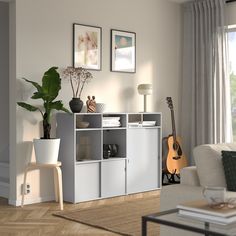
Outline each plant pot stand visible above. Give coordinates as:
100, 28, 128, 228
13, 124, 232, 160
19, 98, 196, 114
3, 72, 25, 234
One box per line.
21, 161, 63, 210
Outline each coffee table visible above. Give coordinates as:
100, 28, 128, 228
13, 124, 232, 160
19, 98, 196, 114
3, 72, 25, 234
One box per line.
142, 209, 236, 236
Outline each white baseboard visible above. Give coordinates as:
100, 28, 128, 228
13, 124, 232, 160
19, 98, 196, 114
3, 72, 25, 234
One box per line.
8, 195, 55, 206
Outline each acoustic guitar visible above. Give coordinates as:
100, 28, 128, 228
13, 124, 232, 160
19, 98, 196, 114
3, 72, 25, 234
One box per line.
166, 97, 187, 174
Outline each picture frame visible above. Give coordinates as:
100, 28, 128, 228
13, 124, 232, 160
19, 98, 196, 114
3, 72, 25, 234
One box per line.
111, 29, 136, 73
73, 23, 102, 70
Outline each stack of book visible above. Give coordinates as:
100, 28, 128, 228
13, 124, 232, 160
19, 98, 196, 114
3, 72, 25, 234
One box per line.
103, 117, 121, 127
128, 121, 156, 127
177, 200, 236, 225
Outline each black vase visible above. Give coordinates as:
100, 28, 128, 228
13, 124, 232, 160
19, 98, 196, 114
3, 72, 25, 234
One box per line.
69, 98, 83, 113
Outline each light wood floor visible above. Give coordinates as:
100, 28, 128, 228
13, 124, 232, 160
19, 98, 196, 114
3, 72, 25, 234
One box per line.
0, 190, 160, 236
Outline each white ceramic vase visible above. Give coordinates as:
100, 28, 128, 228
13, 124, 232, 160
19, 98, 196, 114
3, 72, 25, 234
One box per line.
96, 103, 106, 113
33, 138, 60, 164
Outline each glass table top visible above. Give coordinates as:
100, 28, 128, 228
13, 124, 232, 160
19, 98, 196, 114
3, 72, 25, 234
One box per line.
143, 209, 236, 236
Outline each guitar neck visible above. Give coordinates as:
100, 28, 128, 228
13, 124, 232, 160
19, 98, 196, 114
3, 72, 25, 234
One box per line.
171, 109, 177, 143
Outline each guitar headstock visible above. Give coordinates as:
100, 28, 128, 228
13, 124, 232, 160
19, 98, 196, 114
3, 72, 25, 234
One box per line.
166, 97, 173, 110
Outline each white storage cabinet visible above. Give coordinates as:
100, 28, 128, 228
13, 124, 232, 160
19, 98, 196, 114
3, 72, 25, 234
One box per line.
57, 113, 162, 203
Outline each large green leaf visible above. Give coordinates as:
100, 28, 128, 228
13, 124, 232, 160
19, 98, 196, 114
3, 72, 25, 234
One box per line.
22, 78, 45, 100
17, 102, 39, 112
50, 100, 71, 113
22, 78, 42, 93
31, 91, 46, 99
42, 67, 61, 102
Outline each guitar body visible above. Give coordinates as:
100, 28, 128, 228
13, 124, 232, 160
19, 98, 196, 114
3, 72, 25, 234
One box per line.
166, 135, 188, 174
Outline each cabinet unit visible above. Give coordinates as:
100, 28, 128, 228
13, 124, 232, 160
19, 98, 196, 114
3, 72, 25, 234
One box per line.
57, 112, 162, 203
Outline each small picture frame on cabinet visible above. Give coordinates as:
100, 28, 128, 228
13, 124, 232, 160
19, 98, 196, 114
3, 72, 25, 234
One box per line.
73, 23, 102, 71
111, 29, 136, 73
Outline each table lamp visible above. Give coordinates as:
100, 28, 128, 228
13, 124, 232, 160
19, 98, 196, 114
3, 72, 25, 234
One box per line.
137, 84, 152, 112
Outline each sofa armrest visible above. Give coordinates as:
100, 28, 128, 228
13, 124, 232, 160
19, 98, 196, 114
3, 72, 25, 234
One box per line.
160, 185, 204, 236
160, 184, 204, 211
180, 166, 200, 187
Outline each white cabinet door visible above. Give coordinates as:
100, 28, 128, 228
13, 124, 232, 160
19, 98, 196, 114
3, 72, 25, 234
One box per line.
101, 159, 126, 198
75, 163, 100, 202
127, 128, 158, 194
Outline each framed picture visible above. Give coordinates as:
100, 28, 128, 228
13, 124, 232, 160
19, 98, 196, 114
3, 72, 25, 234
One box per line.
73, 23, 102, 70
111, 29, 136, 73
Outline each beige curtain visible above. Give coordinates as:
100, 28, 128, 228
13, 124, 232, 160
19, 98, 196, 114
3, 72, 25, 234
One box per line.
180, 0, 232, 164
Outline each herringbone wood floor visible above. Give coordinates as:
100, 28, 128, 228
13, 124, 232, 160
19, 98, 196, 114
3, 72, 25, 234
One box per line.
0, 190, 160, 236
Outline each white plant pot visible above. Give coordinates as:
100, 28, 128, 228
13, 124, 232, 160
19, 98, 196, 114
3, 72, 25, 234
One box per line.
33, 138, 60, 164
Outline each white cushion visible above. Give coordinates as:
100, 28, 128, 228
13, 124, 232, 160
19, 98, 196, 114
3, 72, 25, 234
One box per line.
193, 143, 236, 188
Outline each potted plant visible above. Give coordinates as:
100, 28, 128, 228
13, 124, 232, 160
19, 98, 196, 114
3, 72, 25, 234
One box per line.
62, 67, 93, 113
17, 67, 70, 164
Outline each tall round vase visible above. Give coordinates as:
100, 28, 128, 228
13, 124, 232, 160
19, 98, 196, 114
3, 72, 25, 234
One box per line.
69, 98, 83, 113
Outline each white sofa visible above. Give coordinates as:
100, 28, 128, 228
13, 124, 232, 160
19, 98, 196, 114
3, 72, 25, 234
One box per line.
160, 143, 236, 236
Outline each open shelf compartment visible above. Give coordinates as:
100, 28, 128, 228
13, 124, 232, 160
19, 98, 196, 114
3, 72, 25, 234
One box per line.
103, 129, 126, 159
75, 113, 102, 129
76, 130, 102, 162
102, 113, 127, 128
128, 113, 161, 127
143, 113, 161, 126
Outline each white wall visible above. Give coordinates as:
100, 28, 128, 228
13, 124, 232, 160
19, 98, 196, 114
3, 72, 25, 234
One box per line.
10, 0, 182, 205
0, 2, 9, 163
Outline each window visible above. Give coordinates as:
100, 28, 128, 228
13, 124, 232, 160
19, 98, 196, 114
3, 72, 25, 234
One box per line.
229, 29, 236, 140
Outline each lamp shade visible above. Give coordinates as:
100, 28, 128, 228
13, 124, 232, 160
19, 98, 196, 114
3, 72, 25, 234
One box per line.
137, 84, 152, 95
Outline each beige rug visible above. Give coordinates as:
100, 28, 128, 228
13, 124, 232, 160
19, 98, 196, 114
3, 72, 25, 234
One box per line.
54, 196, 160, 236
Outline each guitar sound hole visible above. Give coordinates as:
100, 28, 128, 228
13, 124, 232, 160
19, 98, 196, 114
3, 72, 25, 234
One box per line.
173, 142, 183, 156
177, 146, 183, 156
173, 142, 179, 150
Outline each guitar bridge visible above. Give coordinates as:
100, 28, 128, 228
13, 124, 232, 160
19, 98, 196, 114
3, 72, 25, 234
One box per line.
173, 156, 180, 160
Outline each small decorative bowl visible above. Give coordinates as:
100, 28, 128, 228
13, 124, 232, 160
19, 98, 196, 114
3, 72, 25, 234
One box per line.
77, 121, 89, 128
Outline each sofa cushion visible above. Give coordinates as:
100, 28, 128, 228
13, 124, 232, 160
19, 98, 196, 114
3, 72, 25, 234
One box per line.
193, 143, 236, 188
222, 151, 236, 191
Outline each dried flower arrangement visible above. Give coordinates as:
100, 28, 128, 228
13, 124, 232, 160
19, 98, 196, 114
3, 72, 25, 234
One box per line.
62, 67, 93, 98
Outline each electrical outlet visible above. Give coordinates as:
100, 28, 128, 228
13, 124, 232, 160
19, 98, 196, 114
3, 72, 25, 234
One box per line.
22, 183, 31, 194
